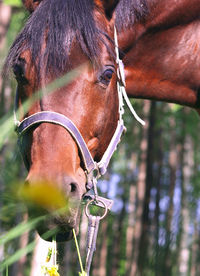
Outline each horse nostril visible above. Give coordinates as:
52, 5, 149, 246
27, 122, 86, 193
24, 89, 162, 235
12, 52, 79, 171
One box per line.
64, 176, 81, 198
70, 183, 77, 193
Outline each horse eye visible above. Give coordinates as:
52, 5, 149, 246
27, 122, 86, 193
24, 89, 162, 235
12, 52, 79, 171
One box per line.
99, 69, 114, 86
13, 62, 28, 84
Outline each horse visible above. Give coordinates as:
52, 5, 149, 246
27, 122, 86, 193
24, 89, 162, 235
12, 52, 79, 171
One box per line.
5, 0, 124, 242
5, 0, 200, 244
113, 0, 200, 109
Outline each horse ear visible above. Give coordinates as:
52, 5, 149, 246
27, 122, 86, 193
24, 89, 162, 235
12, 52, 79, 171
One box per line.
22, 0, 42, 13
101, 0, 119, 20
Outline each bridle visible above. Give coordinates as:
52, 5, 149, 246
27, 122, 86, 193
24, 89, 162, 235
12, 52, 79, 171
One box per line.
14, 27, 144, 193
14, 27, 144, 194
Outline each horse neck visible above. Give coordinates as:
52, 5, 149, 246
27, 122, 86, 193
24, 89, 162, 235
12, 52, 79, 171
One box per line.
117, 0, 200, 108
146, 0, 200, 30
118, 0, 200, 50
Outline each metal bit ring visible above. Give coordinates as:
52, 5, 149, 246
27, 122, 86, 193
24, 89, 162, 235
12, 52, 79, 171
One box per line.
85, 199, 108, 220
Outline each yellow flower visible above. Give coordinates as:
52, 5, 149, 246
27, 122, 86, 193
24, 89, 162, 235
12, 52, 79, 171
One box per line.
46, 265, 60, 276
79, 271, 87, 276
19, 181, 69, 211
79, 272, 87, 276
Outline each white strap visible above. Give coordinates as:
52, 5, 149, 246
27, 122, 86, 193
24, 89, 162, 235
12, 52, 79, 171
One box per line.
114, 26, 145, 126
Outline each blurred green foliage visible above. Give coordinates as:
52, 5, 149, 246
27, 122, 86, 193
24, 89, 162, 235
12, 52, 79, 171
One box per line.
3, 0, 22, 7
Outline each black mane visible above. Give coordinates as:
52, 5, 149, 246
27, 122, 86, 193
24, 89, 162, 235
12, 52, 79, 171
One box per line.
5, 0, 110, 79
115, 0, 149, 31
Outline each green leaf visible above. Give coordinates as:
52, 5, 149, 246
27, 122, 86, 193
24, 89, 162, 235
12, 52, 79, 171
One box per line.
3, 0, 22, 7
0, 228, 58, 272
169, 103, 183, 112
0, 216, 44, 246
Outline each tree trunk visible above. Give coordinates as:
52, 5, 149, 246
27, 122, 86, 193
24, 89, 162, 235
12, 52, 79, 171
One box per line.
129, 100, 151, 276
0, 2, 12, 98
0, 2, 12, 49
97, 220, 108, 276
112, 194, 127, 276
126, 181, 137, 273
153, 122, 164, 276
190, 125, 200, 276
0, 4, 12, 264
137, 101, 156, 275
16, 213, 29, 276
190, 221, 198, 276
162, 116, 179, 275
178, 131, 193, 275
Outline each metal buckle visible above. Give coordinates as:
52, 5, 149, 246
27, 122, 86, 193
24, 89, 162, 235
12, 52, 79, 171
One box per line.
85, 199, 108, 220
84, 194, 113, 211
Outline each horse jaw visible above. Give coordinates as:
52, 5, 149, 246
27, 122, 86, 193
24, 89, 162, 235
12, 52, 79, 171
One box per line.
23, 124, 87, 241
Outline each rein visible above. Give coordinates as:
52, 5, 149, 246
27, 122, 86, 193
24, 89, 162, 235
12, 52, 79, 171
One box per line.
13, 27, 144, 275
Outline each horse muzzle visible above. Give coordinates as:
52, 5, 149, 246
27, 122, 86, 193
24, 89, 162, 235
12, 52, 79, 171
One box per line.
22, 174, 85, 241
36, 206, 81, 242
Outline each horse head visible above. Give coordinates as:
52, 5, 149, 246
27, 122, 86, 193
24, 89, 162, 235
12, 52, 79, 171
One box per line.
6, 0, 121, 241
